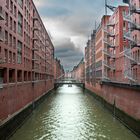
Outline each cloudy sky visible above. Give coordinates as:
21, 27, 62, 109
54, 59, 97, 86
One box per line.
34, 0, 125, 71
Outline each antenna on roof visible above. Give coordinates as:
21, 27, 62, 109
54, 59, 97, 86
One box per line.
105, 0, 116, 14
105, 0, 107, 15
106, 5, 116, 12
95, 21, 97, 30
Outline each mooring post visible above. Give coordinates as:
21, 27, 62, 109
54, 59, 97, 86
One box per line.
54, 83, 57, 90
83, 83, 85, 91
113, 99, 116, 117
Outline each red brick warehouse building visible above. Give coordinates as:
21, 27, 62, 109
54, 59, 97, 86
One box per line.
123, 0, 140, 84
84, 2, 140, 136
71, 58, 85, 82
0, 0, 55, 126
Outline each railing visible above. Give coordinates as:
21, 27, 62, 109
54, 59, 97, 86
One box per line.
104, 38, 115, 48
107, 20, 115, 27
33, 25, 40, 31
104, 28, 115, 37
123, 31, 136, 43
124, 48, 140, 65
55, 79, 84, 84
32, 65, 39, 71
33, 15, 39, 21
102, 48, 115, 58
123, 14, 140, 30
103, 61, 115, 70
124, 70, 136, 82
0, 57, 6, 64
102, 74, 110, 81
123, 30, 140, 47
130, 4, 140, 14
130, 22, 140, 31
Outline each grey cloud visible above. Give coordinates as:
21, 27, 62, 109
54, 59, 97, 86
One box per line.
39, 6, 72, 17
54, 38, 83, 70
35, 0, 125, 70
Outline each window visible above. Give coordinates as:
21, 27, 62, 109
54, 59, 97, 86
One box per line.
6, 0, 9, 9
135, 34, 137, 41
123, 21, 126, 30
29, 25, 30, 33
14, 5, 16, 17
4, 49, 8, 63
9, 51, 12, 63
24, 19, 26, 29
24, 7, 26, 17
9, 34, 12, 46
17, 40, 22, 64
29, 2, 30, 10
10, 0, 13, 13
28, 12, 30, 21
136, 51, 138, 61
138, 50, 140, 61
27, 0, 29, 9
14, 21, 16, 33
18, 12, 22, 25
27, 11, 28, 20
10, 17, 12, 30
0, 6, 3, 18
13, 36, 16, 48
18, 12, 23, 36
17, 53, 22, 64
5, 12, 8, 26
5, 30, 8, 44
122, 9, 126, 16
134, 18, 136, 24
26, 22, 28, 31
13, 53, 16, 63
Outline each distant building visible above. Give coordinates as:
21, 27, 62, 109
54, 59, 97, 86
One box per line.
65, 70, 71, 78
85, 30, 96, 86
71, 58, 85, 82
95, 15, 110, 81
54, 58, 65, 80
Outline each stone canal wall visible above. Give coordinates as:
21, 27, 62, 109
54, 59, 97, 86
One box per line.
85, 82, 140, 137
0, 80, 54, 139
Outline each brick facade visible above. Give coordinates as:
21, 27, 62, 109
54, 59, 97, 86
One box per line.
0, 0, 54, 122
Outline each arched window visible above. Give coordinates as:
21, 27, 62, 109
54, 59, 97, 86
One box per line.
138, 50, 140, 62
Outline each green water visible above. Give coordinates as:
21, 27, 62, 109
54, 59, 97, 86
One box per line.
10, 85, 139, 140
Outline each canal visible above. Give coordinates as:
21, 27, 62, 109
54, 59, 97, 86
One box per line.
10, 85, 139, 140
